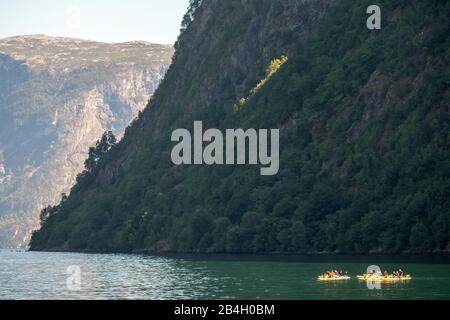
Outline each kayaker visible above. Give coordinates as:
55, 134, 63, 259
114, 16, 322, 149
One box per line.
398, 269, 404, 277
384, 271, 389, 277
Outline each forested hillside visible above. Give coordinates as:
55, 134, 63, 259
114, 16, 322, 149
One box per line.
30, 0, 450, 254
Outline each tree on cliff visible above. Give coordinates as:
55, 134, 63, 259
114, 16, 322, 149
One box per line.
84, 131, 117, 173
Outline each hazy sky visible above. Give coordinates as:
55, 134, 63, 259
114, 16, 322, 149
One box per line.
0, 0, 190, 44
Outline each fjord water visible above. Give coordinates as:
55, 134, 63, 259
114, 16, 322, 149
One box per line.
1, 250, 449, 300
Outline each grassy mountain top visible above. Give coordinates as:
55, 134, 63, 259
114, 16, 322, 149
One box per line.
0, 35, 173, 72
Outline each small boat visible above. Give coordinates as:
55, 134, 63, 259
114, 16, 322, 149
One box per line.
357, 274, 412, 281
318, 275, 351, 281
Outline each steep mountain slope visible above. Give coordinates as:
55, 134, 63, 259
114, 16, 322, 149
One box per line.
31, 0, 449, 254
0, 35, 173, 248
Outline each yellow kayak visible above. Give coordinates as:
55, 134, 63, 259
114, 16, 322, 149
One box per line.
318, 276, 351, 281
357, 275, 412, 281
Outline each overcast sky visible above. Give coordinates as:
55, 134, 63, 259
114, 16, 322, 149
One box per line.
0, 0, 189, 44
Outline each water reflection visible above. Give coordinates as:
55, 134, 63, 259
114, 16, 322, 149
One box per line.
0, 251, 224, 299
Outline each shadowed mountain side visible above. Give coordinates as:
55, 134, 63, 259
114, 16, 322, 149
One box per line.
31, 0, 449, 254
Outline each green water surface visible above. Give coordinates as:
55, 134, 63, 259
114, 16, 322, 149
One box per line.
0, 250, 449, 299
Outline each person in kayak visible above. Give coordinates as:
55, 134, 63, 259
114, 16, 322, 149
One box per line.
322, 270, 347, 278
323, 271, 334, 278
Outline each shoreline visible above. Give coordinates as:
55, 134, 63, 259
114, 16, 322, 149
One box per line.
25, 247, 450, 258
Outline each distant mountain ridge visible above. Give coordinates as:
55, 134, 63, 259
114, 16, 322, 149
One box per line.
0, 35, 174, 248
0, 35, 171, 72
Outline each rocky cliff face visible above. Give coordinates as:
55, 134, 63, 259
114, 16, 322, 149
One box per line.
0, 35, 173, 248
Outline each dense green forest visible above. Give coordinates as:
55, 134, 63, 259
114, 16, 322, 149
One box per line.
30, 0, 450, 254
